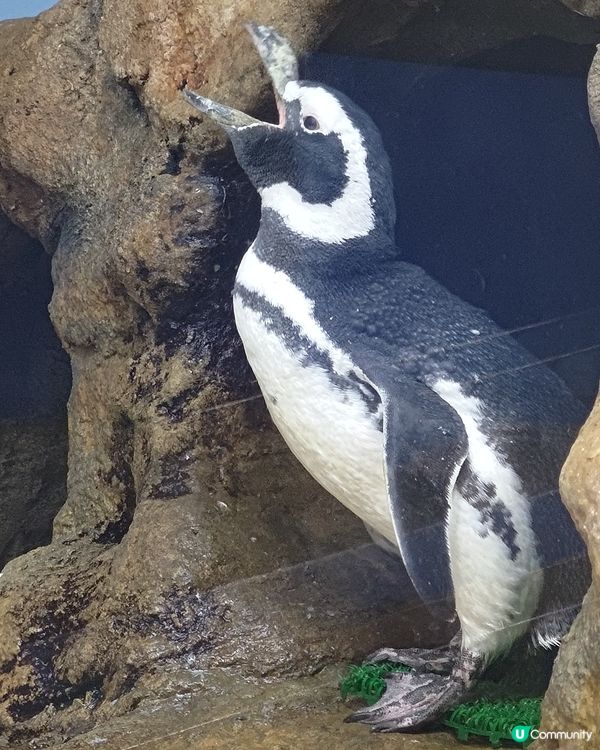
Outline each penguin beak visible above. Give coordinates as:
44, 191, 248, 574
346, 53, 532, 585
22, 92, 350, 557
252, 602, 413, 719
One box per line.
182, 23, 298, 131
246, 23, 299, 101
182, 89, 262, 130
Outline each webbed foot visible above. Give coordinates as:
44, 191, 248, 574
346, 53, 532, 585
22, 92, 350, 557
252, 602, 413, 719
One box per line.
346, 648, 483, 731
365, 644, 456, 675
364, 632, 461, 675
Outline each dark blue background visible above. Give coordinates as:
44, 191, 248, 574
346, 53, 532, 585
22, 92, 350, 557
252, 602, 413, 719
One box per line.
304, 53, 600, 407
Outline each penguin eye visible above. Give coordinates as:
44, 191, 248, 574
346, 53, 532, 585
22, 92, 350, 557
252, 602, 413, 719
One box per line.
303, 115, 320, 131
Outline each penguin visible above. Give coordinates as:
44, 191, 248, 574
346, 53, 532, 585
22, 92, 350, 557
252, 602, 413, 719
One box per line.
183, 24, 590, 731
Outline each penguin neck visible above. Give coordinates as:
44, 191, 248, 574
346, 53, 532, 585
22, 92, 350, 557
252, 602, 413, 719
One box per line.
251, 205, 397, 282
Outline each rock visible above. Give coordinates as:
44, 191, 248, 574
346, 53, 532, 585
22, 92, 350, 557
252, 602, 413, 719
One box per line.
561, 0, 600, 18
589, 41, 600, 138
540, 398, 600, 745
51, 666, 474, 750
325, 0, 600, 68
0, 539, 452, 743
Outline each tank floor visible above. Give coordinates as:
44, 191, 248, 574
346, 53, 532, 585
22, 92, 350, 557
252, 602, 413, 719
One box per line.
36, 666, 477, 750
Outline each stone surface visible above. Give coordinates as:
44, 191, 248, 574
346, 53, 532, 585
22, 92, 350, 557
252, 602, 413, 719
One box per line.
13, 667, 473, 750
540, 389, 600, 749
0, 0, 599, 746
325, 0, 600, 70
0, 541, 454, 744
589, 42, 600, 140
561, 0, 600, 17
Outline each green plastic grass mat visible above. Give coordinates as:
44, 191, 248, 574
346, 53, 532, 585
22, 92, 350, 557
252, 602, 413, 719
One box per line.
340, 662, 541, 747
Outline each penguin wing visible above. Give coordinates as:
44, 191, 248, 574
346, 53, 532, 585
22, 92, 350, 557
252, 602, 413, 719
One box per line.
362, 368, 469, 611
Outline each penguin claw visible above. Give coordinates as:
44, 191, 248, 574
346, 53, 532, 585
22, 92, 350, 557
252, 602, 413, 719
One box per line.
345, 671, 466, 731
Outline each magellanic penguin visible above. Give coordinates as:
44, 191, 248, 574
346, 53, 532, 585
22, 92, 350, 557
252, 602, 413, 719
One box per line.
184, 25, 590, 731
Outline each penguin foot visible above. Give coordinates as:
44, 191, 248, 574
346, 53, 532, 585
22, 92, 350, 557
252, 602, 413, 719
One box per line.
364, 644, 457, 674
346, 649, 483, 731
364, 632, 461, 674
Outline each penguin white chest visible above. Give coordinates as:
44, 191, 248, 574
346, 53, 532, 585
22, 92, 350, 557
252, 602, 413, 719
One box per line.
233, 252, 395, 544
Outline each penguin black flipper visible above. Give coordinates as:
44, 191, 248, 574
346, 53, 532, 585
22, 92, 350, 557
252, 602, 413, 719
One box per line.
362, 369, 468, 614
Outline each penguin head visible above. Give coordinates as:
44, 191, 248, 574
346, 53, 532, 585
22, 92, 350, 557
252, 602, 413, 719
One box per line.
184, 24, 395, 245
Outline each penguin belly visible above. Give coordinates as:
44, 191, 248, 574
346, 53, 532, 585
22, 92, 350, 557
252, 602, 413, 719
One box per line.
233, 294, 396, 545
233, 261, 544, 658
